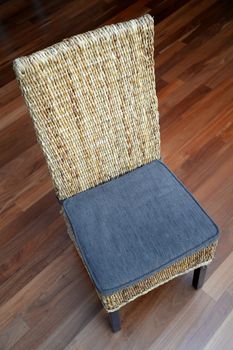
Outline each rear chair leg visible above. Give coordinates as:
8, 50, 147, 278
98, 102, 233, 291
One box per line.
192, 265, 207, 289
109, 310, 121, 332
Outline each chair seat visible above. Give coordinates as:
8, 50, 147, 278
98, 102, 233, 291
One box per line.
63, 160, 218, 296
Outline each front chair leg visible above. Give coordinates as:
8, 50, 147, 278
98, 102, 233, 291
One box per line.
109, 310, 121, 332
192, 265, 207, 289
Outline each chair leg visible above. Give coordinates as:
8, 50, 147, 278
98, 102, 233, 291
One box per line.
109, 310, 121, 332
192, 265, 207, 289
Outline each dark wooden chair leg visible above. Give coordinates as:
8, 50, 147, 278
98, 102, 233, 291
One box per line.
192, 265, 207, 289
109, 310, 121, 332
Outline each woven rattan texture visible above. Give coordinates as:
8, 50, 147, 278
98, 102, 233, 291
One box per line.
101, 241, 218, 311
62, 207, 217, 311
14, 15, 160, 200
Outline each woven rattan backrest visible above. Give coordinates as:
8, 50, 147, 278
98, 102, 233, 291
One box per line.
14, 15, 160, 200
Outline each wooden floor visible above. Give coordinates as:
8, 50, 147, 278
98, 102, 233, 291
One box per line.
0, 0, 233, 349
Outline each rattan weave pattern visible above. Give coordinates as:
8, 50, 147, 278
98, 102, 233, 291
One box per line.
101, 241, 217, 311
14, 15, 160, 200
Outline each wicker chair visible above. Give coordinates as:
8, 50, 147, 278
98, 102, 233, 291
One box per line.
14, 15, 219, 332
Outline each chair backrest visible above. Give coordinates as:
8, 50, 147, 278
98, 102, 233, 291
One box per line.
14, 14, 160, 200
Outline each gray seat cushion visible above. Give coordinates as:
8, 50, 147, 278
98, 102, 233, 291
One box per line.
63, 160, 219, 295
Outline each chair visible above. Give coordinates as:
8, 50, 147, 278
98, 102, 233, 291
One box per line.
14, 15, 219, 332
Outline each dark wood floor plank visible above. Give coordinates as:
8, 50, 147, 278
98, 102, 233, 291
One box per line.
0, 191, 56, 247
0, 114, 36, 167
161, 77, 233, 159
154, 0, 218, 52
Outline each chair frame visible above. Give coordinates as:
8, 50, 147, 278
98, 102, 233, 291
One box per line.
14, 15, 218, 332
109, 265, 207, 332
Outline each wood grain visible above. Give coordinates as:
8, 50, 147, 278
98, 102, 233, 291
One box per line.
0, 0, 233, 349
